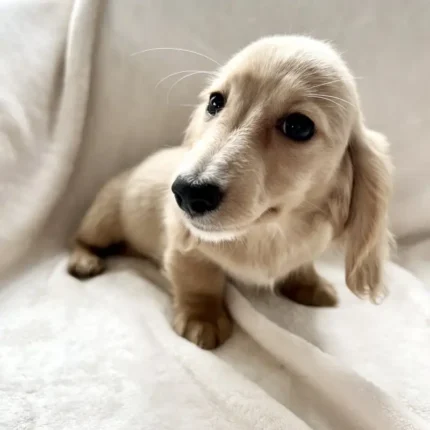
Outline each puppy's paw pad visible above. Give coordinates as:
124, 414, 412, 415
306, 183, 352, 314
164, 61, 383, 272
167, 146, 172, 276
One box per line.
67, 253, 105, 279
173, 309, 232, 350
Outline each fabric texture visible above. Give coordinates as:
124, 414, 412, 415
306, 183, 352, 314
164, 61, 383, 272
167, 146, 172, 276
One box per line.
0, 1, 429, 429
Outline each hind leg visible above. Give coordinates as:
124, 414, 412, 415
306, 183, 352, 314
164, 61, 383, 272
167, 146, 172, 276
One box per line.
68, 243, 106, 279
276, 263, 338, 307
68, 172, 130, 279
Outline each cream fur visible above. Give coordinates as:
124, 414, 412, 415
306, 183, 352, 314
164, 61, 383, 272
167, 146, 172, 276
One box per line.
68, 35, 392, 349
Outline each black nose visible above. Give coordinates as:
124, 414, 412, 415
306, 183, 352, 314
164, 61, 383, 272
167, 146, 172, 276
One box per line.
171, 178, 223, 216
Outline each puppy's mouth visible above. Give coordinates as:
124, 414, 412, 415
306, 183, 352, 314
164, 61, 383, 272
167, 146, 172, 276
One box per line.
184, 205, 281, 243
185, 220, 243, 242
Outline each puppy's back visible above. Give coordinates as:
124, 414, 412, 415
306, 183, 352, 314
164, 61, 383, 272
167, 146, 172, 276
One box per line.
121, 146, 187, 262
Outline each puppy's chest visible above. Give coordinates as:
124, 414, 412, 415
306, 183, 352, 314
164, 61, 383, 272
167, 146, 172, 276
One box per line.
204, 225, 332, 287
225, 237, 290, 286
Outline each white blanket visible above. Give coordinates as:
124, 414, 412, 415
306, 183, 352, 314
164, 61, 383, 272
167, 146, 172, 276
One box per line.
1, 1, 429, 429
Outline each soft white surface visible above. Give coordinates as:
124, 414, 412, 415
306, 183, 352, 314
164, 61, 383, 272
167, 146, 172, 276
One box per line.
0, 0, 429, 429
1, 255, 429, 430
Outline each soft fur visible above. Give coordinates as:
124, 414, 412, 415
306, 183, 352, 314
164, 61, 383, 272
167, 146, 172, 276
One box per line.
68, 36, 392, 349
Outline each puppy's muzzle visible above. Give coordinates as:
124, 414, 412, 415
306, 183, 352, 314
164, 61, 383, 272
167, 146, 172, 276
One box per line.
171, 177, 224, 217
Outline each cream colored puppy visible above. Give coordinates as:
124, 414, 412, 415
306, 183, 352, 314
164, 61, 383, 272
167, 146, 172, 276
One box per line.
68, 35, 392, 349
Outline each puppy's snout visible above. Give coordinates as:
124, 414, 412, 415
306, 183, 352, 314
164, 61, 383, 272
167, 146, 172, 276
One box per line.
171, 177, 223, 216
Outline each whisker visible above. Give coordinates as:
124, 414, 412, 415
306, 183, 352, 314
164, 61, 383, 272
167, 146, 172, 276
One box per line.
307, 78, 345, 91
131, 47, 222, 67
167, 71, 209, 105
155, 70, 216, 90
308, 93, 355, 108
307, 95, 348, 112
319, 94, 355, 108
302, 199, 325, 214
307, 76, 363, 92
173, 103, 198, 108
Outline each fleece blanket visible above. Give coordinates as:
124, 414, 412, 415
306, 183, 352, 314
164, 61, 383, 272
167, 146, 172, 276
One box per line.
0, 1, 429, 429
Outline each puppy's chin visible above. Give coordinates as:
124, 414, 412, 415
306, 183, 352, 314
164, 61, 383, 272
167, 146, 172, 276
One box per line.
185, 221, 243, 243
182, 204, 282, 243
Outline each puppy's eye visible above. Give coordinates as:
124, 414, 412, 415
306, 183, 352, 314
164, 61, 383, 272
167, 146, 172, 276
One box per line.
207, 92, 225, 116
277, 113, 315, 142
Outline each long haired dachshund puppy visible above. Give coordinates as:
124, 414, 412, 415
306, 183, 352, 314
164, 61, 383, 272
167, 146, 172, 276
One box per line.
68, 36, 392, 349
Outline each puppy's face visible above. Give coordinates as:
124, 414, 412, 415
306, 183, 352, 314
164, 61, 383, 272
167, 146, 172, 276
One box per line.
172, 36, 358, 241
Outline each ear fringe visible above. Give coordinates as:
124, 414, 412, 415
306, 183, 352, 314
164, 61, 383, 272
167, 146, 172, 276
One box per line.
344, 127, 393, 302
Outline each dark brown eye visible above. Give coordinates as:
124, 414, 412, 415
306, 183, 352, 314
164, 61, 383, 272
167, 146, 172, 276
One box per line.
207, 92, 225, 116
277, 113, 315, 142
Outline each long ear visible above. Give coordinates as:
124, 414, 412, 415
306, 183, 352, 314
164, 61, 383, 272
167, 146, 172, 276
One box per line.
345, 126, 393, 303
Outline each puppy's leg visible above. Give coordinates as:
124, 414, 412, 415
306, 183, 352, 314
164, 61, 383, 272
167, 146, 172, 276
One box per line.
68, 173, 129, 279
276, 263, 338, 307
165, 248, 232, 349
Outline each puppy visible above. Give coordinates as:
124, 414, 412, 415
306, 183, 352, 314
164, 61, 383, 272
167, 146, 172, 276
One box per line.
68, 35, 392, 349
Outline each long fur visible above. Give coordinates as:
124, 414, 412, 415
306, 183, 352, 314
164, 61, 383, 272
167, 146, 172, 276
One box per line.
68, 35, 392, 349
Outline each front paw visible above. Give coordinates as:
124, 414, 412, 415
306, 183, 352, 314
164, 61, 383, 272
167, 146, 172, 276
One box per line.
173, 307, 232, 350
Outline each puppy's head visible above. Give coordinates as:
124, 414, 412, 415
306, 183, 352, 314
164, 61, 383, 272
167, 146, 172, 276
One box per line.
171, 35, 392, 298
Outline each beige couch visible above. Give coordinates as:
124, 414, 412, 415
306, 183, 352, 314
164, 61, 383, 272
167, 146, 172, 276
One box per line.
0, 1, 429, 429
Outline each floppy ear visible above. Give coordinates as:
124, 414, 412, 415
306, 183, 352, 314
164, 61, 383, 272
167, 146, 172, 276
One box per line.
344, 126, 393, 302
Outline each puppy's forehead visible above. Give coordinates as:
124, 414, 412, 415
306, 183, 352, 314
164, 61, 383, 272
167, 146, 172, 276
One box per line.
208, 36, 357, 124
233, 42, 343, 84
223, 37, 348, 92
